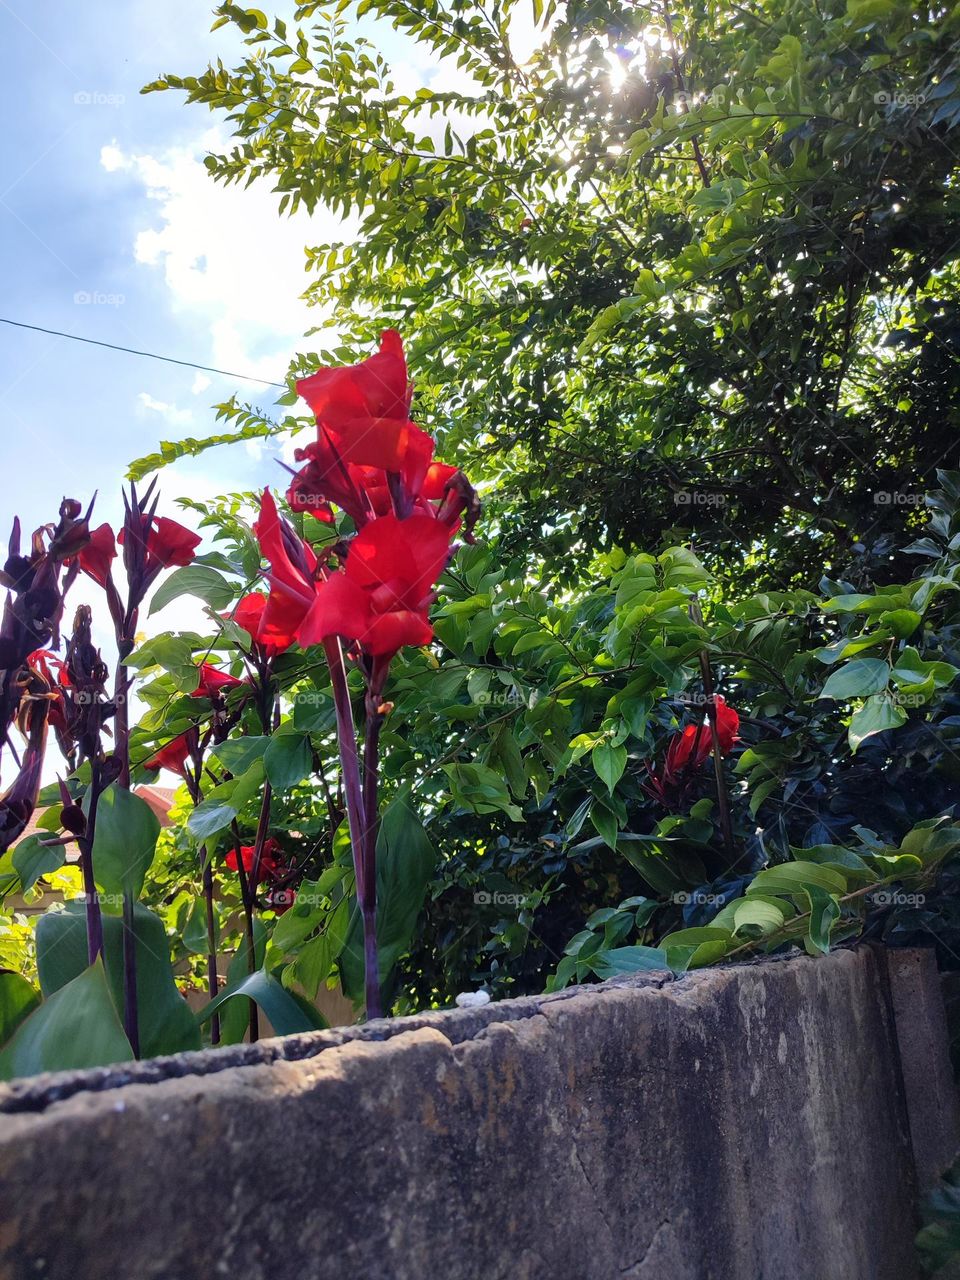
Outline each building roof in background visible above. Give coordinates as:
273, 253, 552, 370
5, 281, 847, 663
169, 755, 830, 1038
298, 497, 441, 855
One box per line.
12, 785, 176, 849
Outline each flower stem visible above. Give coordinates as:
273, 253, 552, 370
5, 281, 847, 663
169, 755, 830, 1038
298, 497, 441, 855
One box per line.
201, 850, 221, 1046
77, 757, 104, 965
114, 649, 141, 1055
360, 706, 384, 1020
323, 639, 379, 1017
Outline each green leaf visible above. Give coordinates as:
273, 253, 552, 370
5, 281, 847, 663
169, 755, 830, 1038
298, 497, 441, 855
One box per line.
593, 740, 627, 792
149, 565, 235, 616
0, 960, 133, 1081
0, 972, 40, 1047
197, 968, 326, 1036
747, 860, 847, 899
591, 945, 669, 977
188, 762, 264, 839
659, 926, 733, 970
212, 736, 270, 775
804, 884, 841, 955
264, 731, 313, 789
92, 785, 161, 900
848, 694, 907, 752
12, 834, 66, 894
819, 658, 890, 700
36, 902, 200, 1058
340, 793, 438, 1004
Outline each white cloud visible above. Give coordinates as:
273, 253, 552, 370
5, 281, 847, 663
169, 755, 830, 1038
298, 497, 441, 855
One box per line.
137, 390, 193, 426
100, 130, 352, 386
191, 372, 211, 395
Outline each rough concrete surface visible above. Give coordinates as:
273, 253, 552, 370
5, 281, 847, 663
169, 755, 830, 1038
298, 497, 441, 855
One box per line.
0, 947, 952, 1280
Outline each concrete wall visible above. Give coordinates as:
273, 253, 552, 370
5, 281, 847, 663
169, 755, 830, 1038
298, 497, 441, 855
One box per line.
0, 946, 955, 1280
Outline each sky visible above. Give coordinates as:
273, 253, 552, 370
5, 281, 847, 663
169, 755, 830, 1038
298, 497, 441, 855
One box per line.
0, 0, 552, 786
0, 0, 455, 784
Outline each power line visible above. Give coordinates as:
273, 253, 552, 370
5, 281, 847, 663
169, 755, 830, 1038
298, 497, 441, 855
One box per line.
0, 316, 287, 388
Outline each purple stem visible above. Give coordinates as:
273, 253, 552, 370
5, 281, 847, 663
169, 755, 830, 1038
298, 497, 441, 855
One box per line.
114, 648, 141, 1055
78, 758, 105, 965
323, 639, 380, 1017
360, 709, 383, 1020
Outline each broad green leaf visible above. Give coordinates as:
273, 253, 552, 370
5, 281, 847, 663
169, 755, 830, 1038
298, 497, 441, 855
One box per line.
593, 740, 627, 792
340, 793, 437, 1004
0, 972, 40, 1047
0, 960, 133, 1081
92, 785, 161, 900
820, 658, 890, 700
747, 860, 847, 899
659, 926, 733, 970
803, 884, 841, 955
848, 694, 907, 751
591, 945, 669, 977
149, 565, 235, 616
12, 835, 66, 894
197, 968, 327, 1036
264, 731, 313, 789
212, 736, 270, 775
36, 902, 200, 1058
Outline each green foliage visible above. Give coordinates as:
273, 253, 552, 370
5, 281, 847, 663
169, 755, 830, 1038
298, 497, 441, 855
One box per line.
139, 0, 960, 592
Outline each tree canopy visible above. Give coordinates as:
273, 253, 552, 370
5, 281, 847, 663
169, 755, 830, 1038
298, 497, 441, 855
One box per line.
140, 0, 960, 590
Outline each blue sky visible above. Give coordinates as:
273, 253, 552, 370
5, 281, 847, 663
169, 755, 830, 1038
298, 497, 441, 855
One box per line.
0, 1, 548, 788
0, 0, 459, 537
0, 0, 477, 785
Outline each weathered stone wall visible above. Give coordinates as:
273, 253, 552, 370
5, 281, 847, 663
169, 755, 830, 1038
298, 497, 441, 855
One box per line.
0, 946, 954, 1280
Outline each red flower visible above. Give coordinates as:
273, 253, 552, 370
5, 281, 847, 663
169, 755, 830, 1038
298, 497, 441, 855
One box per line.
646, 697, 739, 805
190, 662, 246, 701
298, 513, 453, 656
226, 592, 295, 657
713, 696, 739, 754
421, 463, 459, 500
150, 516, 201, 567
143, 732, 194, 778
296, 331, 435, 482
76, 523, 116, 587
226, 838, 284, 885
251, 489, 318, 647
296, 329, 412, 431
120, 516, 200, 569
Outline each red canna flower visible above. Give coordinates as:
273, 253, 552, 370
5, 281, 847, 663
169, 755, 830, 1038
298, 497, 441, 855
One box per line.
225, 592, 294, 657
296, 329, 412, 431
76, 523, 117, 587
298, 513, 453, 656
226, 838, 284, 884
646, 697, 739, 805
296, 331, 435, 482
143, 731, 195, 779
713, 696, 739, 754
120, 516, 200, 570
190, 662, 246, 701
252, 489, 318, 647
149, 516, 201, 567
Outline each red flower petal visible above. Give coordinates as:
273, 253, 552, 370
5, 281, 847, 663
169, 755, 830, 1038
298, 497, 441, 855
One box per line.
190, 663, 245, 700
76, 523, 116, 587
295, 330, 411, 431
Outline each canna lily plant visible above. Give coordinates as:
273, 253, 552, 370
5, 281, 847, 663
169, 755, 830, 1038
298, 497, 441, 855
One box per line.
246, 330, 478, 1017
